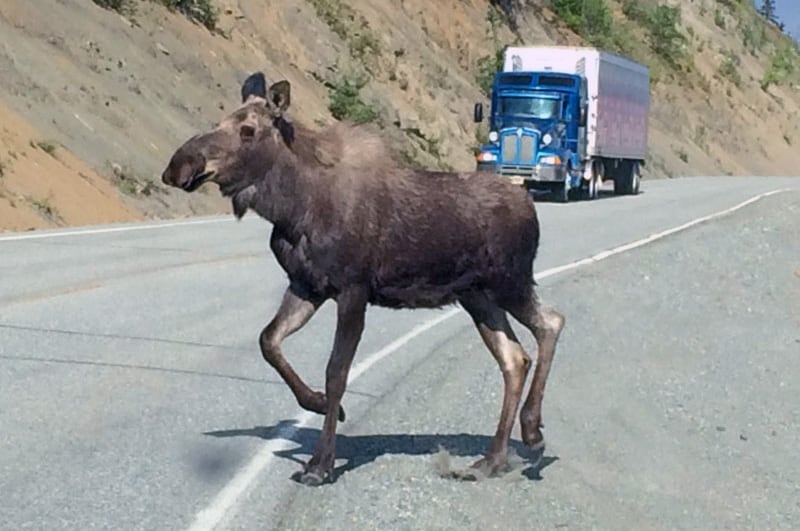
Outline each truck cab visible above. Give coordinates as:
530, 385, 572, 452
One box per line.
474, 71, 587, 199
473, 46, 649, 202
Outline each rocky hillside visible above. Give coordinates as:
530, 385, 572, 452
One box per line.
0, 0, 798, 231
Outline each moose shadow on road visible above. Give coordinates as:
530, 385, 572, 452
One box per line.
205, 419, 559, 483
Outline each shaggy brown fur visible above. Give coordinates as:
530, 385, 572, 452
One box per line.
161, 73, 565, 486
292, 120, 392, 170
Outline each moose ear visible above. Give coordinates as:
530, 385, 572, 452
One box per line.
241, 72, 267, 103
268, 80, 291, 112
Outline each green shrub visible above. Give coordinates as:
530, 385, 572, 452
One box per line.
476, 48, 504, 97
307, 0, 350, 39
714, 9, 726, 29
694, 125, 707, 150
621, 0, 650, 24
348, 29, 380, 59
93, 0, 218, 31
155, 0, 218, 31
328, 76, 378, 124
649, 5, 688, 68
92, 0, 122, 7
30, 196, 57, 219
567, 0, 642, 55
91, 0, 133, 12
620, 2, 690, 70
551, 0, 614, 49
475, 5, 508, 97
307, 0, 380, 60
35, 140, 58, 156
742, 23, 766, 55
719, 51, 742, 87
762, 45, 796, 90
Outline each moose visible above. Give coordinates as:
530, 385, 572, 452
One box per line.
161, 72, 565, 486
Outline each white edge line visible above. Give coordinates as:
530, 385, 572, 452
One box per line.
0, 217, 244, 242
539, 188, 791, 278
187, 188, 790, 531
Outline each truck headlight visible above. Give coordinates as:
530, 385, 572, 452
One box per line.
542, 133, 553, 146
488, 131, 499, 143
539, 155, 562, 165
476, 151, 498, 162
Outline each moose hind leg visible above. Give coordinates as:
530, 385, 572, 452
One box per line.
260, 285, 345, 422
505, 288, 565, 449
458, 293, 531, 479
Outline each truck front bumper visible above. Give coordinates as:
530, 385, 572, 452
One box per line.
478, 163, 567, 186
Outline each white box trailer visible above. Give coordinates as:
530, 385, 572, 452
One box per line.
503, 46, 650, 162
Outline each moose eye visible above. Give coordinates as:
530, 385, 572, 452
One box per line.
240, 124, 256, 140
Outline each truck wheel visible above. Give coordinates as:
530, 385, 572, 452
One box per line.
630, 162, 641, 195
554, 180, 570, 203
587, 172, 600, 200
614, 161, 641, 195
613, 161, 632, 195
581, 161, 600, 200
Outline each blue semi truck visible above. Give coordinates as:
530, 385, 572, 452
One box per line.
473, 46, 650, 201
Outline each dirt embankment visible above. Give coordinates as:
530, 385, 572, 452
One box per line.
0, 0, 797, 232
0, 102, 139, 231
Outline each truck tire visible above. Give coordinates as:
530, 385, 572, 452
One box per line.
583, 160, 601, 200
613, 161, 641, 195
555, 179, 570, 203
629, 162, 641, 195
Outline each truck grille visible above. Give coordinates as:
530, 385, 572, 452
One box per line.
499, 129, 538, 165
520, 135, 535, 162
501, 135, 516, 163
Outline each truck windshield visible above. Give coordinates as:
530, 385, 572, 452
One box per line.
498, 96, 559, 119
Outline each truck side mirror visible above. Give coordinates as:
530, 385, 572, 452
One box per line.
579, 105, 587, 127
474, 103, 483, 123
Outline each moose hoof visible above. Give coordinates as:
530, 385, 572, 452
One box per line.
299, 470, 326, 487
299, 460, 333, 487
521, 417, 545, 450
522, 428, 545, 451
528, 437, 545, 452
338, 405, 346, 422
470, 455, 513, 477
451, 456, 511, 481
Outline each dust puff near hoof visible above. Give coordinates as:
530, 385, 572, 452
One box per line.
433, 446, 528, 481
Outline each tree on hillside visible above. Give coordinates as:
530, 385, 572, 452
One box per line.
490, 0, 519, 31
758, 0, 775, 19
759, 0, 778, 25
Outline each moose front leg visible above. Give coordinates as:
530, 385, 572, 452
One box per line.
300, 288, 367, 486
259, 284, 345, 421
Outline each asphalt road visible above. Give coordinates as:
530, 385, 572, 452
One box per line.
1, 176, 798, 531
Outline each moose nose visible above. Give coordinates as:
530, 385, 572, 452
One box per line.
161, 154, 179, 186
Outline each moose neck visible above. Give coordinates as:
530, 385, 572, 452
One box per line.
246, 149, 320, 232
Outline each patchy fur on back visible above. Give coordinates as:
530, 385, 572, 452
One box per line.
290, 121, 392, 171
